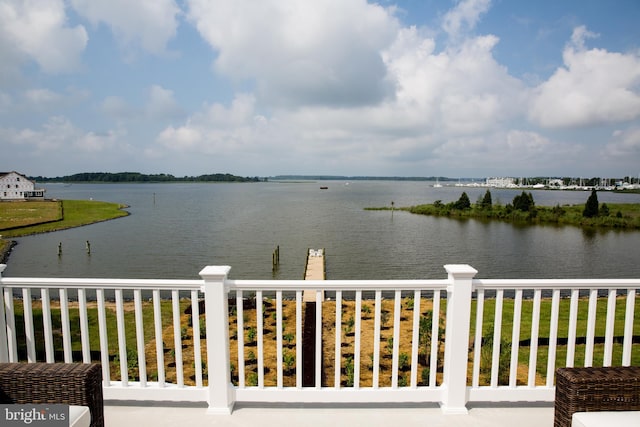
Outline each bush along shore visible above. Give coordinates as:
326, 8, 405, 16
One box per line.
367, 189, 640, 230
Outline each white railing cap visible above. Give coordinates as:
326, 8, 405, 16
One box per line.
444, 264, 478, 278
199, 265, 232, 281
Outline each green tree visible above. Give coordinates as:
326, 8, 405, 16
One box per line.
512, 191, 534, 212
583, 189, 599, 218
454, 192, 471, 210
480, 190, 492, 210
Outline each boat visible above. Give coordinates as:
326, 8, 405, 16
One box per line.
320, 186, 328, 190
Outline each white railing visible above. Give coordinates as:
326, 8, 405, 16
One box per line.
0, 264, 638, 415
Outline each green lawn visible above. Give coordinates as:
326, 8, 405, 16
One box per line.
470, 295, 640, 385
0, 200, 129, 237
0, 201, 62, 229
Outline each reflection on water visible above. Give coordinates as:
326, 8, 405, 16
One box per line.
4, 182, 640, 280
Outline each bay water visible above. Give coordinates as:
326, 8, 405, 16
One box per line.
3, 181, 640, 280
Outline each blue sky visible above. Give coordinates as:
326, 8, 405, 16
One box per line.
1, 0, 639, 178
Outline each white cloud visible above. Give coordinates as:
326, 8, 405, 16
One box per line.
155, 93, 259, 153
70, 0, 180, 55
0, 0, 87, 73
442, 0, 491, 39
101, 96, 135, 121
187, 0, 399, 107
606, 127, 640, 157
529, 26, 640, 128
0, 115, 124, 153
146, 85, 183, 120
23, 88, 63, 110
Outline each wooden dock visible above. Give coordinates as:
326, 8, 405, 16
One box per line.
302, 248, 325, 386
303, 248, 325, 301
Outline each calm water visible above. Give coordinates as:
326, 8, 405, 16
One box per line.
3, 181, 640, 280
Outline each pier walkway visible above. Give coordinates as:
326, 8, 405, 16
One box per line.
303, 248, 325, 301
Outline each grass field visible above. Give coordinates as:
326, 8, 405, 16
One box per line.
0, 201, 62, 230
0, 200, 129, 238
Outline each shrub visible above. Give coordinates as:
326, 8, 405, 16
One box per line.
513, 191, 534, 212
453, 192, 471, 210
583, 189, 599, 218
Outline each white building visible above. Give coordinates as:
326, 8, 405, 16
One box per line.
485, 177, 516, 188
0, 171, 45, 200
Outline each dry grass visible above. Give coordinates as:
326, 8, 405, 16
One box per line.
141, 296, 542, 388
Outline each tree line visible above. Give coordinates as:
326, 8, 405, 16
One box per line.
402, 189, 639, 229
31, 172, 263, 183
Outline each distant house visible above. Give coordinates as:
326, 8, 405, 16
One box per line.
0, 171, 45, 201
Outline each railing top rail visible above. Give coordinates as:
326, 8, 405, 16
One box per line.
228, 279, 449, 291
474, 278, 640, 291
0, 277, 203, 290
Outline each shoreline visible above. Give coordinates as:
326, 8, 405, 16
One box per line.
0, 199, 130, 267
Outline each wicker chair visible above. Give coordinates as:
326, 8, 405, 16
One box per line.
0, 363, 103, 427
554, 366, 640, 427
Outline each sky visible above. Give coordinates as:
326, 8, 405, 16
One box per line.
1, 0, 639, 179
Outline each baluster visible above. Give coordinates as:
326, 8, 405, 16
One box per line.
153, 289, 165, 386
256, 290, 264, 387
528, 289, 541, 387
59, 288, 72, 362
472, 288, 484, 388
491, 289, 504, 387
410, 290, 421, 388
134, 289, 147, 386
236, 290, 245, 388
372, 290, 382, 388
391, 290, 401, 388
354, 290, 362, 389
296, 290, 303, 388
315, 289, 322, 388
191, 290, 202, 387
23, 289, 36, 362
429, 290, 440, 387
78, 288, 90, 363
276, 290, 283, 388
4, 288, 17, 362
566, 289, 579, 367
622, 289, 636, 366
585, 289, 598, 367
97, 289, 110, 385
334, 290, 342, 388
41, 288, 54, 362
172, 290, 184, 386
603, 289, 617, 366
509, 289, 522, 387
115, 289, 128, 386
546, 289, 560, 387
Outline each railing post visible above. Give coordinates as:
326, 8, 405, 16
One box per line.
441, 264, 477, 414
0, 264, 7, 362
200, 265, 235, 414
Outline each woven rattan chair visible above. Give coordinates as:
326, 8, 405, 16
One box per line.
554, 366, 640, 427
0, 363, 103, 427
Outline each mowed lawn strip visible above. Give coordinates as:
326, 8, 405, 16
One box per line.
0, 201, 62, 229
0, 200, 129, 237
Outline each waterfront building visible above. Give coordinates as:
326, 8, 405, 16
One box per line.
485, 177, 516, 188
0, 171, 45, 200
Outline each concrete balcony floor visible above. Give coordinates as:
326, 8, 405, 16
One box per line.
104, 402, 555, 427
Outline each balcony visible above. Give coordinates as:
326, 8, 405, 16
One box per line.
0, 263, 638, 425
